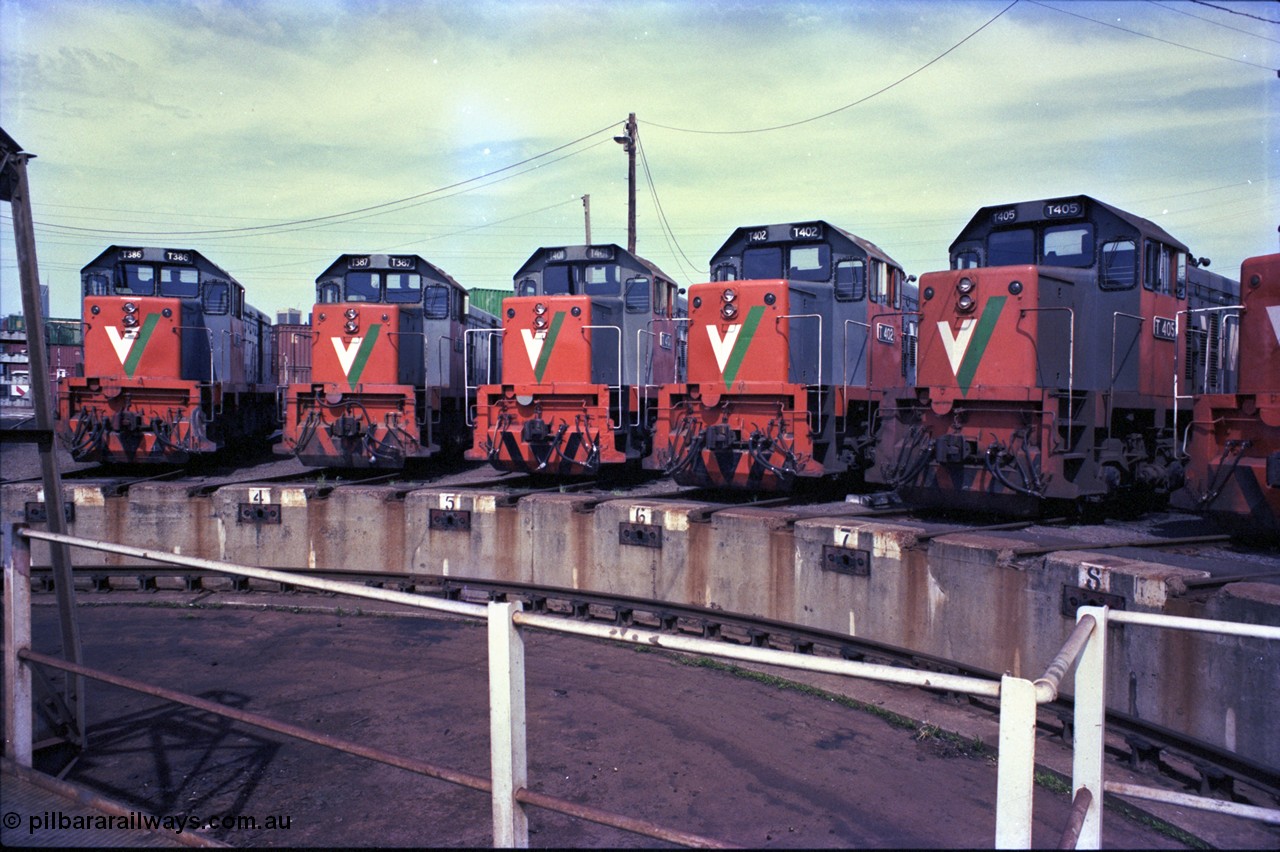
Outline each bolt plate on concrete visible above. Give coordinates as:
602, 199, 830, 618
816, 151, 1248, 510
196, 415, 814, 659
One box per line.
430, 508, 472, 531
238, 502, 282, 524
822, 544, 870, 576
1061, 584, 1126, 618
24, 501, 75, 524
619, 522, 662, 548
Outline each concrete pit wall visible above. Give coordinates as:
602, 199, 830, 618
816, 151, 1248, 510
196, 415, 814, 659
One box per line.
3, 482, 1276, 766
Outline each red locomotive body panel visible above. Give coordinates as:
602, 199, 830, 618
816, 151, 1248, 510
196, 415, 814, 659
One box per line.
282, 303, 424, 468
468, 295, 622, 475
60, 294, 216, 462
651, 281, 819, 490
1173, 253, 1280, 537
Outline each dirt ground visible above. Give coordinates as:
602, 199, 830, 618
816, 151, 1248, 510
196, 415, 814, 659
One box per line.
6, 593, 1274, 849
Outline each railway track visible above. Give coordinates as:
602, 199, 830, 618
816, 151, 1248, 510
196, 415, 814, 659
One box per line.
24, 565, 1280, 808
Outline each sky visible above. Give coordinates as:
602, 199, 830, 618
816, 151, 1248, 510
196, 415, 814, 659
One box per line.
1, 0, 1276, 320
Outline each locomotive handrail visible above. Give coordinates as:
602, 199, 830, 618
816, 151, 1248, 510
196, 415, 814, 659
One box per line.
841, 319, 870, 388
581, 324, 623, 429
1107, 312, 1145, 440
633, 318, 688, 428
1017, 307, 1074, 453
776, 313, 822, 434
1172, 305, 1244, 454
464, 327, 504, 427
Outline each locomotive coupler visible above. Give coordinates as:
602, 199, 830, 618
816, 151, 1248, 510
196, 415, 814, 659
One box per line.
522, 417, 551, 444
113, 410, 143, 434
330, 414, 363, 439
935, 433, 968, 464
704, 424, 736, 452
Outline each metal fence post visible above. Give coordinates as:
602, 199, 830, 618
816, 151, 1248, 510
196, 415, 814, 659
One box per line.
1072, 606, 1108, 849
995, 674, 1037, 848
4, 525, 34, 766
488, 600, 528, 847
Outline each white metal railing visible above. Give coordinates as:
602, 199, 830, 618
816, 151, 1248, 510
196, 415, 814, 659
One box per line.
1067, 605, 1280, 849
463, 327, 504, 427
9, 527, 1272, 847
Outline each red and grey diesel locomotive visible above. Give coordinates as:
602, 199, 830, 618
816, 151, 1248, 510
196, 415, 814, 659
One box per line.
869, 195, 1239, 515
278, 253, 498, 468
467, 243, 684, 476
649, 221, 917, 490
57, 246, 276, 463
1172, 252, 1279, 537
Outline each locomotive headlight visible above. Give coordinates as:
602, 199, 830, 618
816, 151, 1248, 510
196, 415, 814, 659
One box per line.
123, 314, 139, 328
923, 287, 935, 301
570, 306, 582, 317
721, 303, 739, 320
692, 296, 702, 309
534, 303, 548, 316
764, 292, 776, 305
344, 308, 358, 320
1008, 280, 1023, 295
90, 305, 100, 315
956, 278, 975, 295
162, 308, 173, 318
533, 315, 548, 330
956, 294, 976, 313
123, 301, 138, 314
722, 288, 737, 303
344, 320, 359, 334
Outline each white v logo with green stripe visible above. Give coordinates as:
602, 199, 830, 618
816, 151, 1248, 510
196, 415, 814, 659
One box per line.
106, 314, 160, 378
332, 323, 381, 387
707, 305, 765, 389
521, 311, 565, 382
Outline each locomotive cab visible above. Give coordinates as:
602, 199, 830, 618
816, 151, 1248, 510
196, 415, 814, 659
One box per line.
58, 246, 276, 464
467, 244, 682, 476
279, 254, 498, 468
871, 195, 1239, 515
650, 221, 916, 491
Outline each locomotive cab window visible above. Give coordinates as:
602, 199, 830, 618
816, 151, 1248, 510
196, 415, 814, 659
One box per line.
204, 281, 229, 314
542, 265, 572, 296
583, 264, 620, 296
712, 263, 737, 283
988, 229, 1035, 266
1100, 239, 1137, 290
869, 260, 890, 304
1144, 241, 1174, 295
159, 266, 200, 298
318, 282, 341, 304
835, 259, 865, 301
953, 248, 981, 270
119, 264, 156, 296
743, 246, 783, 280
624, 276, 650, 313
788, 244, 830, 282
424, 283, 450, 319
345, 272, 380, 302
517, 277, 537, 297
85, 272, 110, 296
1175, 253, 1187, 300
1042, 224, 1094, 268
385, 272, 422, 304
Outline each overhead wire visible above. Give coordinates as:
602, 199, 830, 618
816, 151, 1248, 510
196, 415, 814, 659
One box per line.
1148, 0, 1280, 43
1027, 0, 1278, 71
31, 122, 621, 238
643, 1, 1019, 135
635, 136, 702, 281
1189, 0, 1280, 26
